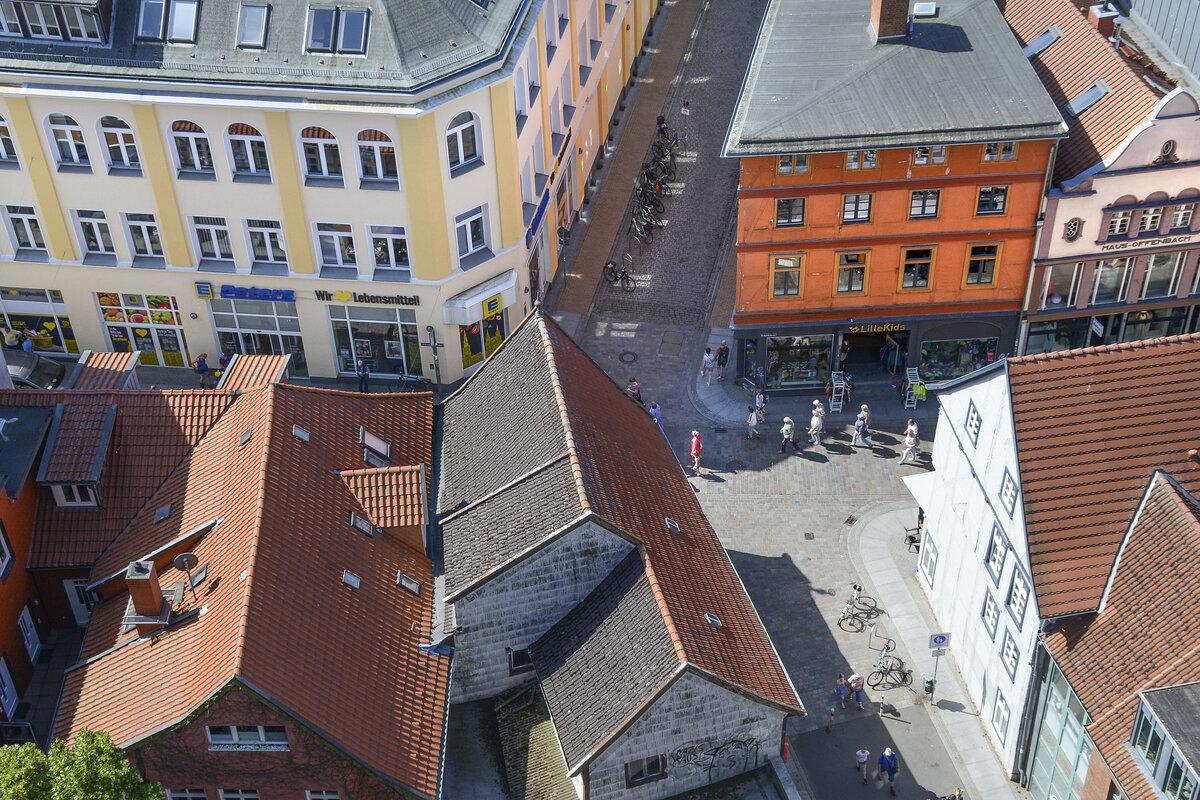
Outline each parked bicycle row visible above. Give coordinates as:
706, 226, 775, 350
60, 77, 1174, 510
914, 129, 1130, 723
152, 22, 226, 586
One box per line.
837, 582, 912, 689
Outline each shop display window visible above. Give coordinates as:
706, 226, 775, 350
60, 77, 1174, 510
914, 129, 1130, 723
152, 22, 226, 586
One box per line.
919, 337, 998, 381
329, 305, 422, 377
459, 311, 506, 370
212, 298, 307, 377
97, 292, 189, 367
0, 287, 78, 353
1040, 263, 1081, 309
1025, 318, 1089, 354
1092, 258, 1132, 304
765, 335, 832, 389
1122, 307, 1188, 343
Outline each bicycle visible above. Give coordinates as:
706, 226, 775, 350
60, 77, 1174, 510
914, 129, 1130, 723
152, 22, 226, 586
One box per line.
603, 253, 637, 293
399, 374, 432, 393
634, 188, 665, 212
557, 226, 570, 248
837, 582, 877, 632
868, 653, 912, 688
938, 791, 966, 800
628, 217, 654, 245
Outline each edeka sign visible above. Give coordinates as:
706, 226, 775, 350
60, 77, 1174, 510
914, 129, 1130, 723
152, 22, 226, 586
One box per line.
315, 289, 420, 307
847, 323, 908, 333
195, 282, 295, 302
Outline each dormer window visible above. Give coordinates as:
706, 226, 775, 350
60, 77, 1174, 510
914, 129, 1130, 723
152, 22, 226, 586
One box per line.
237, 3, 270, 49
137, 0, 199, 43
306, 6, 369, 55
52, 484, 97, 507
360, 426, 391, 466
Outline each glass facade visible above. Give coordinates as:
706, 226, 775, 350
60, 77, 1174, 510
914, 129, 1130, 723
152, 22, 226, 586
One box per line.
211, 298, 308, 377
329, 304, 422, 378
0, 287, 78, 353
764, 335, 832, 389
1028, 662, 1090, 800
1027, 306, 1196, 354
97, 292, 189, 367
919, 337, 999, 381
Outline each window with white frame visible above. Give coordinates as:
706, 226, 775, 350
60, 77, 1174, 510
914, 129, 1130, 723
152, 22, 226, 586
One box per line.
137, 0, 197, 42
166, 791, 207, 800
76, 210, 115, 255
0, 116, 15, 162
52, 484, 96, 507
913, 145, 945, 165
918, 531, 937, 587
172, 120, 214, 173
842, 193, 872, 223
965, 400, 982, 445
370, 225, 408, 273
1092, 257, 1133, 303
6, 205, 46, 252
306, 793, 340, 800
301, 126, 342, 180
192, 216, 234, 262
125, 213, 163, 258
1000, 630, 1019, 680
1007, 570, 1030, 624
0, 2, 22, 35
1140, 206, 1164, 232
21, 2, 60, 38
981, 592, 999, 639
992, 690, 1011, 744
357, 129, 397, 183
1107, 210, 1131, 236
1171, 203, 1194, 230
455, 206, 487, 259
985, 523, 1006, 584
1041, 262, 1081, 309
305, 6, 369, 54
228, 123, 270, 177
999, 469, 1018, 517
910, 190, 940, 219
845, 149, 876, 170
246, 219, 286, 265
63, 5, 102, 41
237, 3, 269, 48
49, 113, 88, 165
983, 141, 1015, 161
446, 112, 480, 172
626, 755, 667, 787
1142, 251, 1184, 299
207, 725, 288, 751
218, 792, 260, 800
316, 223, 355, 266
100, 116, 139, 169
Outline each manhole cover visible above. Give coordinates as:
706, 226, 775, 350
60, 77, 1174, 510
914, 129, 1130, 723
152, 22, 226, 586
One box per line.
725, 459, 746, 473
804, 532, 815, 540
844, 515, 858, 526
619, 351, 638, 363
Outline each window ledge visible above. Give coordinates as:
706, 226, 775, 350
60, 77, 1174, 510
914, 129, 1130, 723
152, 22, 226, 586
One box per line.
372, 268, 412, 283
319, 265, 359, 280
251, 262, 290, 276
458, 247, 494, 271
196, 260, 237, 273
107, 164, 142, 177
529, 84, 541, 105
177, 169, 217, 181
545, 43, 557, 62
516, 113, 529, 137
56, 162, 92, 174
131, 256, 166, 269
909, 214, 938, 221
449, 158, 485, 179
976, 211, 1006, 217
578, 65, 592, 85
776, 221, 804, 228
0, 158, 20, 171
841, 219, 871, 224
14, 249, 48, 262
523, 202, 538, 227
359, 177, 400, 191
82, 253, 118, 266
232, 172, 273, 184
304, 175, 344, 188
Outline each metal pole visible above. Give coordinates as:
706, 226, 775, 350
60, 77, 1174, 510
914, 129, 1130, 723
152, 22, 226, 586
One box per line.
931, 653, 940, 705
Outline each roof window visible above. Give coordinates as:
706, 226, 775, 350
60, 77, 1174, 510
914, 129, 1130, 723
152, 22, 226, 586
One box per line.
705, 612, 722, 628
239, 428, 253, 446
396, 570, 422, 595
1022, 24, 1063, 58
665, 518, 680, 534
348, 511, 377, 537
913, 2, 936, 17
306, 7, 370, 55
360, 426, 391, 466
52, 484, 97, 508
154, 504, 172, 523
343, 570, 361, 588
1062, 79, 1111, 119
237, 3, 270, 48
292, 425, 309, 442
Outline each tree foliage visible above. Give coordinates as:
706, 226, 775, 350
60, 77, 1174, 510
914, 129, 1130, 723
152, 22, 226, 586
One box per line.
0, 729, 161, 800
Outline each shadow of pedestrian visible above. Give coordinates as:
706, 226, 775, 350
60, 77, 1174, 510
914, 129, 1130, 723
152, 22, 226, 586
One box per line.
872, 448, 900, 459
797, 450, 829, 463
934, 699, 973, 715
823, 442, 854, 456
699, 472, 726, 483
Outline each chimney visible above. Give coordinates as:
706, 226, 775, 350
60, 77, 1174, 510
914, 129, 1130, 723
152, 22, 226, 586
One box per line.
1087, 4, 1121, 39
871, 0, 909, 41
126, 560, 165, 635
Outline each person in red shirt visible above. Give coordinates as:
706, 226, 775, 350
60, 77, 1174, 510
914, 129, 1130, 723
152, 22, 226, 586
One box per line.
689, 430, 702, 474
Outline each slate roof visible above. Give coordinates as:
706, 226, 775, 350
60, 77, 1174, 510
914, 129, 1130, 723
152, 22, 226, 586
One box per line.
56, 385, 448, 799
723, 0, 1066, 156
64, 352, 138, 391
440, 313, 803, 772
0, 0, 529, 95
216, 354, 291, 391
0, 406, 51, 499
531, 549, 681, 768
1007, 333, 1200, 617
495, 688, 576, 800
1043, 473, 1200, 800
1002, 0, 1161, 186
1144, 684, 1200, 776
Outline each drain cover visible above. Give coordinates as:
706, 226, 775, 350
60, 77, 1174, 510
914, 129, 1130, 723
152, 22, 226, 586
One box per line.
619, 351, 638, 363
844, 515, 857, 526
725, 459, 746, 473
804, 532, 815, 540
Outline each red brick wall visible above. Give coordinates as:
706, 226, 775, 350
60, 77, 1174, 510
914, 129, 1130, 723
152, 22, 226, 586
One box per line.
871, 0, 909, 38
132, 684, 412, 800
1081, 744, 1120, 800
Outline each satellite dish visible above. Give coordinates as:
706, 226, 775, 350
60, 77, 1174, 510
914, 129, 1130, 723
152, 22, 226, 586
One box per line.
173, 553, 200, 601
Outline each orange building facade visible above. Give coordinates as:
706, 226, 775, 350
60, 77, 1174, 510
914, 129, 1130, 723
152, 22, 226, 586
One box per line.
732, 139, 1056, 390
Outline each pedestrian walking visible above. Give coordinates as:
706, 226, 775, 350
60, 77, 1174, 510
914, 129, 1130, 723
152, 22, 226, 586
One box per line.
808, 400, 825, 445
779, 416, 799, 453
877, 747, 901, 795
906, 418, 919, 439
715, 340, 730, 381
356, 360, 371, 393
746, 406, 761, 439
852, 412, 875, 447
627, 377, 645, 406
647, 402, 663, 428
20, 334, 32, 353
898, 418, 920, 464
699, 348, 716, 386
848, 672, 865, 709
689, 430, 703, 474
860, 404, 872, 434
835, 674, 848, 708
854, 746, 871, 783
192, 353, 214, 389
825, 706, 836, 733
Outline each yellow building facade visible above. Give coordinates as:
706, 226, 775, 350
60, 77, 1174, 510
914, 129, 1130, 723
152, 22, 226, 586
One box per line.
0, 0, 654, 385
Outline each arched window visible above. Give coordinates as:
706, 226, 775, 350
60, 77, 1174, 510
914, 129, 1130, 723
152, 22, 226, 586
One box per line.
48, 113, 88, 165
171, 120, 213, 172
301, 126, 341, 180
227, 123, 270, 177
0, 116, 16, 163
446, 112, 481, 173
99, 116, 139, 169
356, 129, 397, 183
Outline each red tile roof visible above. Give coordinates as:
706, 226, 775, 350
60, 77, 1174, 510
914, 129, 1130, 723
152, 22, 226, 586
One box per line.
1002, 0, 1160, 186
1043, 473, 1200, 800
341, 466, 426, 529
68, 352, 139, 391
1007, 333, 1200, 616
56, 385, 447, 799
39, 397, 115, 483
216, 354, 291, 391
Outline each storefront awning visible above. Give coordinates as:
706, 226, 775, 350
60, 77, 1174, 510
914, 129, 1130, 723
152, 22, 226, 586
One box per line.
901, 471, 941, 509
443, 270, 518, 326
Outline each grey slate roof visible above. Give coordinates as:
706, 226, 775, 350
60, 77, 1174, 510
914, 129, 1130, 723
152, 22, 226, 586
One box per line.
530, 549, 679, 769
723, 0, 1068, 155
1144, 684, 1200, 774
440, 455, 584, 596
0, 405, 51, 498
0, 0, 531, 95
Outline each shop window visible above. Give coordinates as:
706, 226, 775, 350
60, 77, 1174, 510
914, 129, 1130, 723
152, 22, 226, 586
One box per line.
1124, 307, 1189, 342
316, 222, 355, 267
1091, 257, 1132, 303
991, 690, 1010, 745
370, 225, 409, 276
100, 116, 139, 171
357, 129, 398, 185
301, 126, 342, 182
625, 755, 666, 787
770, 255, 802, 298
842, 193, 871, 223
64, 5, 101, 41
1025, 318, 1089, 354
0, 287, 79, 353
237, 3, 269, 48
845, 149, 876, 170
775, 197, 804, 227
1139, 206, 1164, 232
1133, 706, 1164, 772
966, 244, 998, 285
836, 252, 866, 293
75, 210, 115, 257
446, 112, 481, 174
1107, 210, 1131, 236
776, 154, 808, 175
213, 297, 307, 377
918, 530, 937, 586
983, 141, 1015, 161
329, 305, 422, 377
124, 213, 163, 259
172, 121, 214, 174
455, 206, 489, 262
1171, 203, 1194, 230
192, 216, 234, 263
919, 337, 998, 381
1000, 630, 1019, 680
5, 205, 46, 253
1040, 262, 1081, 309
981, 592, 999, 640
976, 186, 1008, 215
228, 123, 270, 178
305, 7, 369, 54
901, 247, 932, 289
1142, 252, 1184, 299
909, 190, 939, 219
460, 311, 506, 370
48, 113, 89, 166
245, 219, 287, 266
22, 2, 59, 38
0, 116, 15, 164
913, 145, 945, 165
98, 292, 189, 367
764, 335, 832, 389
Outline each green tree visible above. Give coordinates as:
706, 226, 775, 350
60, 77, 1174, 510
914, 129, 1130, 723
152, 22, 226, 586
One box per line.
1, 729, 160, 800
0, 741, 52, 800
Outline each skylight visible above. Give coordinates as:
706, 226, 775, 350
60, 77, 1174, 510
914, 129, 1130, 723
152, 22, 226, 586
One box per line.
239, 428, 253, 446
348, 511, 376, 537
154, 504, 171, 523
1022, 24, 1062, 58
292, 425, 309, 442
343, 570, 361, 589
396, 570, 422, 595
360, 426, 391, 466
665, 518, 680, 534
705, 612, 722, 628
1062, 79, 1111, 119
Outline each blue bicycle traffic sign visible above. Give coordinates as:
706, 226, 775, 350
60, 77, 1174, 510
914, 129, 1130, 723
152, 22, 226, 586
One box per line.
929, 632, 951, 649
